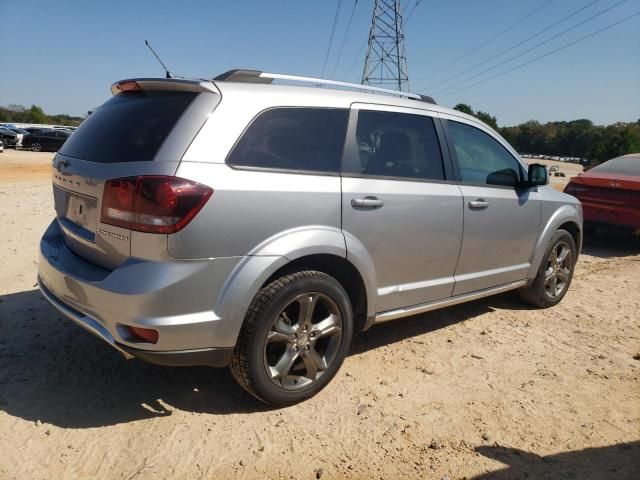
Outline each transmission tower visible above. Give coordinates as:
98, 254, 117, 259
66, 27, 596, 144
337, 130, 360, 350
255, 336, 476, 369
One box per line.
362, 0, 409, 91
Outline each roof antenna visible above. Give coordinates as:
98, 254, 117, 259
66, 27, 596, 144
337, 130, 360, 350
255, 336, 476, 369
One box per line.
145, 40, 174, 78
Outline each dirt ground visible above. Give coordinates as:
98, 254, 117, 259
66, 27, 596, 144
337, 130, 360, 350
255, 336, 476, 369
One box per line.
0, 150, 638, 479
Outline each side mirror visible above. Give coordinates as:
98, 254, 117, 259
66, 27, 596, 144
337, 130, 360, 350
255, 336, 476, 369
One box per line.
519, 163, 548, 188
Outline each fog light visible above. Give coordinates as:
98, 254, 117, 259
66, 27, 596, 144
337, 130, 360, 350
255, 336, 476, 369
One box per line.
126, 326, 159, 344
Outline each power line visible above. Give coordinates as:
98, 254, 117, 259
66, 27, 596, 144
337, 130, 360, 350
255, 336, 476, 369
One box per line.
330, 1, 359, 79
321, 0, 344, 78
403, 0, 422, 24
431, 0, 628, 96
343, 40, 367, 81
437, 11, 640, 99
422, 0, 601, 91
417, 0, 556, 82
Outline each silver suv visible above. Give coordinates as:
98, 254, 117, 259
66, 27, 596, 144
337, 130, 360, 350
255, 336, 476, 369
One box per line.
38, 70, 582, 405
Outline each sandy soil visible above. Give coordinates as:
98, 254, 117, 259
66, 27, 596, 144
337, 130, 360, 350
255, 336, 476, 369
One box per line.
0, 150, 638, 479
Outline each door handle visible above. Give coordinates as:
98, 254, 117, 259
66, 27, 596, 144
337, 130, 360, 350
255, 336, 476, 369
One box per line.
351, 196, 385, 209
468, 199, 489, 209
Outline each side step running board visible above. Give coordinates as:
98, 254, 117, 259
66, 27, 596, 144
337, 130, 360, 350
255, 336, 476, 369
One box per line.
372, 280, 527, 325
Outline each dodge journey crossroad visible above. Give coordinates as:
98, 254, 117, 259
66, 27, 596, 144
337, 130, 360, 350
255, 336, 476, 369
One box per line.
38, 70, 582, 405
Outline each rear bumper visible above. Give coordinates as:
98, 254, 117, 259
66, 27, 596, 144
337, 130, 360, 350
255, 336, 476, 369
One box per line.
38, 219, 243, 365
581, 200, 640, 231
38, 279, 233, 367
116, 344, 233, 367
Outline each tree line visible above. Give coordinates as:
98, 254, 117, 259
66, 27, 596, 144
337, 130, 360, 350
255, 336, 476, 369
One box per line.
454, 103, 640, 165
0, 104, 84, 127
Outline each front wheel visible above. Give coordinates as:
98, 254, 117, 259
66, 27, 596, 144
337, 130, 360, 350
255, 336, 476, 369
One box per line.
518, 229, 577, 308
31, 142, 42, 152
230, 270, 353, 406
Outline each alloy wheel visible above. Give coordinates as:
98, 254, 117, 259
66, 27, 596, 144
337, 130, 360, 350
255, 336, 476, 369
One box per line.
31, 143, 42, 152
544, 240, 572, 300
264, 292, 343, 390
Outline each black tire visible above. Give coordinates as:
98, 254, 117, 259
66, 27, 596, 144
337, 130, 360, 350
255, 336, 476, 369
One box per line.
230, 270, 353, 406
518, 229, 577, 308
31, 142, 42, 152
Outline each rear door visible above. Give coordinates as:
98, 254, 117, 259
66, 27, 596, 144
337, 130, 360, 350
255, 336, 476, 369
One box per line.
341, 104, 463, 313
52, 80, 219, 270
441, 116, 541, 295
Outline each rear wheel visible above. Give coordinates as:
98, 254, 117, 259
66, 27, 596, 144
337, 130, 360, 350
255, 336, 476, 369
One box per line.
518, 229, 577, 308
31, 142, 42, 152
230, 270, 353, 406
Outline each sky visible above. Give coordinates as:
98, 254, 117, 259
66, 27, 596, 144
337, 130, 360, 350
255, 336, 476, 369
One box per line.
0, 0, 638, 126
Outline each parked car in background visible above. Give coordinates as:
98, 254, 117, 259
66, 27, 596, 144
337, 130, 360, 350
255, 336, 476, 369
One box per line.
4, 127, 31, 147
22, 129, 70, 152
38, 71, 582, 405
23, 127, 47, 135
565, 153, 640, 235
0, 127, 19, 148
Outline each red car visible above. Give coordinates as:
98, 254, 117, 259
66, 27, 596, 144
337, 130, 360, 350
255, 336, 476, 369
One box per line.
564, 153, 640, 234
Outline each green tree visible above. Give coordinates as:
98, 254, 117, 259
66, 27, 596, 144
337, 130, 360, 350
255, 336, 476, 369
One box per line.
0, 104, 83, 126
453, 103, 474, 115
475, 111, 498, 129
26, 105, 47, 124
453, 103, 498, 129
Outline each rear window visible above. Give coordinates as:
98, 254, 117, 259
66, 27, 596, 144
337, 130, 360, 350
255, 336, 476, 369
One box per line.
59, 91, 197, 162
227, 107, 348, 173
591, 155, 640, 176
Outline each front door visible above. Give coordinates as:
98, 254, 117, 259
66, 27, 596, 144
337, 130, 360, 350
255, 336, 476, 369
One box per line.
442, 117, 541, 295
341, 105, 463, 313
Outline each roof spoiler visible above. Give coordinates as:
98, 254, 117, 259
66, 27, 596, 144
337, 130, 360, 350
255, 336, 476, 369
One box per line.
213, 69, 436, 104
110, 78, 219, 96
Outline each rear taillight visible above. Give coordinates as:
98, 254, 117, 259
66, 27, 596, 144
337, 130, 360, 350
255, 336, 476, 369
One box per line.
564, 182, 577, 195
100, 176, 213, 234
564, 182, 589, 196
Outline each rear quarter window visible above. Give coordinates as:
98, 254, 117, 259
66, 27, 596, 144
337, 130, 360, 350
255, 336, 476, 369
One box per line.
227, 107, 349, 173
59, 91, 197, 163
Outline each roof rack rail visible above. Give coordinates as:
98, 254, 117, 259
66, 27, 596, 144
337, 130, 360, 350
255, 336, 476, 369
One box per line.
213, 69, 436, 104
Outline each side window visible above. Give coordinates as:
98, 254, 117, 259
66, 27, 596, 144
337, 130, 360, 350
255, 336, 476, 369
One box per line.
345, 110, 445, 181
227, 107, 348, 173
447, 120, 523, 187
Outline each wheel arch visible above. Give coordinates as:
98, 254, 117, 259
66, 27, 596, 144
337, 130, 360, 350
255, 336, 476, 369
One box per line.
527, 204, 582, 280
263, 253, 369, 333
213, 226, 377, 348
558, 220, 582, 254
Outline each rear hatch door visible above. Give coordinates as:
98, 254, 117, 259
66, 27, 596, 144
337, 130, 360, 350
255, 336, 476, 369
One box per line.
52, 79, 219, 270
